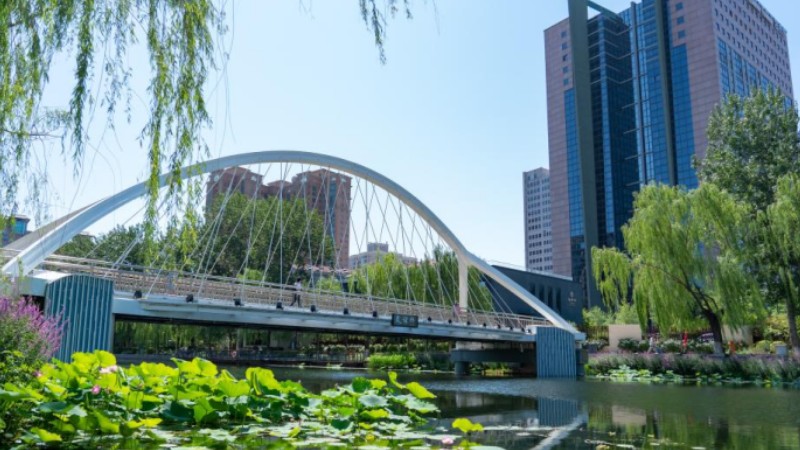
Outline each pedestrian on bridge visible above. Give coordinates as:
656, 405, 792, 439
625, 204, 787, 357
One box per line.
290, 278, 303, 307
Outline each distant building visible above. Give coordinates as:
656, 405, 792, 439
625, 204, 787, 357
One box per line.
206, 167, 352, 269
2, 215, 30, 246
289, 169, 351, 270
524, 168, 552, 273
546, 0, 793, 307
349, 242, 417, 269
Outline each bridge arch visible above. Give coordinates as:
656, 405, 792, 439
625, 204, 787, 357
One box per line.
2, 150, 581, 337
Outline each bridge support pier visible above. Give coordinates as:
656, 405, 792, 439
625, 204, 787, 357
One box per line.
454, 361, 470, 376
19, 273, 115, 361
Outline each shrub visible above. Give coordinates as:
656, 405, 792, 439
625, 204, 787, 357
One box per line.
753, 340, 772, 354
661, 339, 683, 353
367, 353, 417, 370
618, 338, 640, 352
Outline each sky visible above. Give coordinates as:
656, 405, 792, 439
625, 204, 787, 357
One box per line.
35, 0, 800, 268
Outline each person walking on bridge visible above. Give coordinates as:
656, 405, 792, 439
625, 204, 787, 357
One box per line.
290, 278, 303, 307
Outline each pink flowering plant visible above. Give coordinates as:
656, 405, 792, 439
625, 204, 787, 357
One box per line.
0, 297, 64, 376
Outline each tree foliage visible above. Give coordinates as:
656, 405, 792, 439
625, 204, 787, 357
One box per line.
698, 89, 800, 354
592, 183, 760, 354
204, 193, 334, 283
1, 0, 412, 226
349, 248, 493, 311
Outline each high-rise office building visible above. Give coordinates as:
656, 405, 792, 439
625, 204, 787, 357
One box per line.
546, 0, 793, 307
524, 168, 553, 273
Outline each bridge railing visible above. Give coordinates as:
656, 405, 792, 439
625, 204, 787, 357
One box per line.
35, 254, 551, 332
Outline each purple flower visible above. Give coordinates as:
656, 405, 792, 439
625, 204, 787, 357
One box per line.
0, 297, 65, 359
91, 385, 101, 395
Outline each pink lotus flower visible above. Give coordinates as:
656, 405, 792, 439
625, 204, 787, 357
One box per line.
34, 370, 42, 378
99, 365, 119, 374
91, 385, 101, 395
441, 437, 455, 446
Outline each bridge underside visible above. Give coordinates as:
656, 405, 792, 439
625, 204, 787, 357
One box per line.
113, 295, 538, 343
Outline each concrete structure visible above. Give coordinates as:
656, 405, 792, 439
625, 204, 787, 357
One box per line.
546, 0, 794, 307
206, 167, 352, 269
349, 242, 417, 269
523, 168, 553, 273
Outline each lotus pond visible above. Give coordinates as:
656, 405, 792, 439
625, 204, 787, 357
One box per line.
4, 352, 800, 449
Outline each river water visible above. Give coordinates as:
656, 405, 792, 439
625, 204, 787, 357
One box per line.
267, 367, 800, 449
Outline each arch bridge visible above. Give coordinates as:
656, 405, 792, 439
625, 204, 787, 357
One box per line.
3, 151, 583, 377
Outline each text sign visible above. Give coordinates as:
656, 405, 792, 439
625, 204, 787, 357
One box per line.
391, 313, 419, 328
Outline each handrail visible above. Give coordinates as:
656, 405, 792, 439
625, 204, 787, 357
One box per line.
36, 255, 551, 331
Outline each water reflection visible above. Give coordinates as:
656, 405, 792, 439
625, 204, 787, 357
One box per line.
266, 367, 800, 449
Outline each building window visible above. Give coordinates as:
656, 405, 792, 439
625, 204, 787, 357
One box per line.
678, 30, 686, 39
676, 2, 683, 10
563, 78, 570, 86
562, 54, 569, 62
561, 30, 567, 38
677, 16, 685, 24
562, 66, 569, 73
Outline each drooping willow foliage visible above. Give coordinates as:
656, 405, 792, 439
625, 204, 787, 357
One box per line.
0, 0, 412, 241
591, 183, 761, 354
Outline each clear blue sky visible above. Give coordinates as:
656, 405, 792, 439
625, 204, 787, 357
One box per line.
37, 0, 800, 267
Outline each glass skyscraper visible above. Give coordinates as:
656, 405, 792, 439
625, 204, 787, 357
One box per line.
545, 0, 793, 307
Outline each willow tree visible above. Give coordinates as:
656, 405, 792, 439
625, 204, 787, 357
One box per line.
760, 175, 800, 357
698, 89, 800, 355
592, 183, 759, 355
1, 0, 411, 227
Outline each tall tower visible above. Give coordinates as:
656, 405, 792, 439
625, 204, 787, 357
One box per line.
545, 0, 793, 307
524, 168, 553, 273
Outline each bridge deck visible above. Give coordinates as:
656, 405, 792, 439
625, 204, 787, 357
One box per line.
36, 255, 550, 335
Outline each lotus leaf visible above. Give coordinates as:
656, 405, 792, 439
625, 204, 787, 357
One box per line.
405, 382, 435, 399
95, 350, 117, 368
32, 427, 62, 442
359, 394, 388, 408
453, 417, 484, 433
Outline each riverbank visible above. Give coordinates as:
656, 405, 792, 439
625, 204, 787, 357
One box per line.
587, 353, 800, 387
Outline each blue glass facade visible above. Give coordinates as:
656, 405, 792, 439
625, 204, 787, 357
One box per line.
670, 44, 697, 188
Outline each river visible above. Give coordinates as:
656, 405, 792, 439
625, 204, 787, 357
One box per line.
263, 366, 800, 449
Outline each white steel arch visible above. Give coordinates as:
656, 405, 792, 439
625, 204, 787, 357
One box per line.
2, 151, 581, 336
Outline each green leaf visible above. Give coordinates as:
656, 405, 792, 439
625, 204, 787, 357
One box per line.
288, 426, 302, 438
195, 358, 218, 377
126, 418, 162, 429
66, 405, 87, 418
95, 350, 117, 367
93, 411, 120, 434
369, 379, 387, 390
217, 380, 250, 397
405, 382, 435, 399
331, 418, 352, 430
452, 418, 484, 433
38, 401, 70, 413
359, 394, 388, 408
351, 377, 370, 393
32, 427, 62, 443
173, 358, 201, 375
361, 409, 390, 420
388, 371, 405, 389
